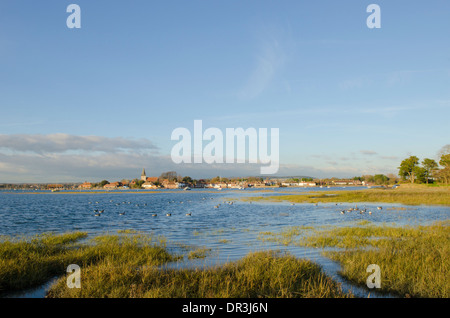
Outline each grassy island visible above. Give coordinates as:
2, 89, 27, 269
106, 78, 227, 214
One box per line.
247, 184, 450, 206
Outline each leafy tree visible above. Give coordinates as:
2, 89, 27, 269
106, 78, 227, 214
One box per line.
134, 180, 145, 188
160, 171, 178, 181
373, 174, 389, 185
386, 173, 399, 185
439, 154, 450, 168
438, 153, 450, 184
422, 158, 438, 184
413, 166, 427, 184
182, 176, 193, 184
99, 180, 110, 187
210, 176, 221, 183
362, 175, 374, 184
398, 156, 420, 183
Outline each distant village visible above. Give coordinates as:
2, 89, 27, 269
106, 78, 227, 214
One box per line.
0, 168, 388, 191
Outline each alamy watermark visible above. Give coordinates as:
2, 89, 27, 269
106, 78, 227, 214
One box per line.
66, 4, 81, 29
170, 120, 279, 175
66, 264, 81, 288
65, 4, 381, 30
366, 4, 381, 29
366, 264, 381, 289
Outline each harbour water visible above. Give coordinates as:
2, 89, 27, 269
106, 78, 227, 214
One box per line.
1, 187, 449, 298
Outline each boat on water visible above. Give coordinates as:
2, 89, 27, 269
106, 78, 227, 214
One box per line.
183, 187, 191, 191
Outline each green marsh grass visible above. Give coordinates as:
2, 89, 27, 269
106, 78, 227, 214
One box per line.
249, 185, 450, 206
255, 220, 449, 297
288, 221, 449, 297
322, 221, 450, 297
187, 247, 212, 259
0, 232, 88, 293
0, 232, 176, 295
47, 250, 351, 298
258, 226, 314, 246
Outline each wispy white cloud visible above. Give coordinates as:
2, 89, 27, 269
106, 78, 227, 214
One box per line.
238, 32, 288, 100
360, 150, 377, 156
0, 133, 159, 154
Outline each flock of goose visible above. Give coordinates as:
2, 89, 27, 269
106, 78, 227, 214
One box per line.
90, 198, 383, 219
89, 198, 236, 218
339, 205, 382, 215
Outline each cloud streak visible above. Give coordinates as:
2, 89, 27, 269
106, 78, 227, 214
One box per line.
0, 133, 158, 154
360, 150, 377, 156
238, 33, 287, 100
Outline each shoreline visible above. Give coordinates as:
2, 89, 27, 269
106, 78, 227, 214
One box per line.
244, 185, 450, 206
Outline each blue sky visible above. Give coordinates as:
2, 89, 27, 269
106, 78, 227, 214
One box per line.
1, 1, 449, 182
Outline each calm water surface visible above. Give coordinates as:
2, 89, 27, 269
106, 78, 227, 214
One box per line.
1, 187, 449, 298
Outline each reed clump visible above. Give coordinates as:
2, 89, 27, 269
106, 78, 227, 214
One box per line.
47, 250, 351, 298
187, 247, 212, 259
252, 185, 450, 206
0, 232, 175, 295
296, 221, 449, 298
0, 232, 88, 293
258, 226, 314, 246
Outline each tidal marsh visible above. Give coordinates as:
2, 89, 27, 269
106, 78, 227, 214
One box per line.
256, 221, 450, 297
1, 231, 351, 298
249, 185, 450, 206
323, 221, 450, 298
0, 231, 176, 295
47, 250, 351, 298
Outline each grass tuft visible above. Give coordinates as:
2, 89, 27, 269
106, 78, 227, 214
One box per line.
47, 250, 351, 298
250, 185, 450, 206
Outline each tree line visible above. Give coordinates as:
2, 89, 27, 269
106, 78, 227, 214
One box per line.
398, 145, 450, 184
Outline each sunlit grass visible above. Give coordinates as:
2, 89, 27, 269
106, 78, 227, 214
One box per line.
258, 226, 314, 246
324, 221, 450, 298
254, 220, 450, 297
0, 232, 175, 294
187, 247, 212, 259
249, 185, 450, 206
47, 250, 351, 298
296, 221, 449, 297
0, 232, 88, 293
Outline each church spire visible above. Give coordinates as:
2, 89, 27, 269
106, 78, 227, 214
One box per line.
141, 168, 147, 181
